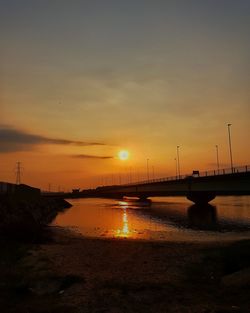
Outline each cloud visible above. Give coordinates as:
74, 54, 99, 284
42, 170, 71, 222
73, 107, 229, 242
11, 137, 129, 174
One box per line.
72, 154, 113, 160
0, 126, 105, 153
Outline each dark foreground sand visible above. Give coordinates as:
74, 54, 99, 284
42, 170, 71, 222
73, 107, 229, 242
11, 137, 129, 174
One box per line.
1, 227, 250, 313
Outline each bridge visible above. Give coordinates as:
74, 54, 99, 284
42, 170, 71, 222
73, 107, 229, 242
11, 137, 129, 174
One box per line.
77, 165, 250, 204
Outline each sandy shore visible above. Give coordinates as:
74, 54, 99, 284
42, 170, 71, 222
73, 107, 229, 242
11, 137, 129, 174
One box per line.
1, 227, 250, 313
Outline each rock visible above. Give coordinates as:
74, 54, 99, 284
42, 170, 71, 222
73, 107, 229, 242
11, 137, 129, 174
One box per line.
29, 275, 84, 296
0, 196, 72, 240
29, 278, 62, 295
221, 267, 250, 287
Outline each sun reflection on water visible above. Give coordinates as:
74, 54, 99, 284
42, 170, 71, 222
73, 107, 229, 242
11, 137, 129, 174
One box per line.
115, 202, 131, 238
53, 197, 250, 241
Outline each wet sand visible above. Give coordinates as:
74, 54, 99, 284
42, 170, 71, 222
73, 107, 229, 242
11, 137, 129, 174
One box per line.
1, 227, 250, 313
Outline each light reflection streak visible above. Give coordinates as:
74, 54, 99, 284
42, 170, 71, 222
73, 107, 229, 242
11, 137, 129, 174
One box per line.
116, 202, 131, 238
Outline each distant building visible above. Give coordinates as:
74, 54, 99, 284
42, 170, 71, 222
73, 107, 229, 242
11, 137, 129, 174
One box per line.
72, 189, 80, 194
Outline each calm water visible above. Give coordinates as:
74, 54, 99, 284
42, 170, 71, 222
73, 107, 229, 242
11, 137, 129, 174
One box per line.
52, 196, 250, 242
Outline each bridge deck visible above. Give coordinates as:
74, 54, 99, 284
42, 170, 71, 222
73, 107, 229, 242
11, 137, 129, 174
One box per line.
43, 165, 250, 204
85, 166, 250, 204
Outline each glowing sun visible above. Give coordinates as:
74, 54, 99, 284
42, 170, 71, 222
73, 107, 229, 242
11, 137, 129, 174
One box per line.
118, 150, 129, 160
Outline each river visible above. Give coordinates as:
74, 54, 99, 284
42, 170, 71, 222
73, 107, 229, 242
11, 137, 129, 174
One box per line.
52, 196, 250, 242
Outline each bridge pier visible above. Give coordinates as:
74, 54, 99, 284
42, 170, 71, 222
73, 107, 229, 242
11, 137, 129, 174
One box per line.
186, 192, 216, 205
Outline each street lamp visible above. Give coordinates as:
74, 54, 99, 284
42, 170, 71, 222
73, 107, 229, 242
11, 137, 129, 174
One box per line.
129, 167, 132, 183
174, 158, 177, 179
147, 158, 149, 182
227, 124, 234, 173
176, 146, 181, 179
215, 145, 220, 174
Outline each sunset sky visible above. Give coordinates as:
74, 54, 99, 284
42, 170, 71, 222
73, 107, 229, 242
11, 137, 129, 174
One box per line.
1, 0, 250, 191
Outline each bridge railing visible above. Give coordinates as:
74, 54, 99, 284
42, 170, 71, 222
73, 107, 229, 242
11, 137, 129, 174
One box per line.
198, 165, 249, 178
122, 164, 249, 186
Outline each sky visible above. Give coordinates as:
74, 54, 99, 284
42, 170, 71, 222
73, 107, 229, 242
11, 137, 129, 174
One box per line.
1, 0, 250, 190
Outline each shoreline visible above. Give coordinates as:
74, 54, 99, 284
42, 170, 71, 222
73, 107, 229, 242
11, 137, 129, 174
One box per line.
52, 223, 250, 244
1, 226, 250, 313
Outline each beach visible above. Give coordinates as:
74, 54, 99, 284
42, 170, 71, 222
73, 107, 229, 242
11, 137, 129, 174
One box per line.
1, 227, 250, 313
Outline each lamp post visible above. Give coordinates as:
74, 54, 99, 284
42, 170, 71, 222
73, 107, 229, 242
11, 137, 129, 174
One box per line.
176, 146, 180, 179
227, 124, 234, 173
147, 158, 149, 182
129, 167, 132, 183
215, 145, 220, 174
174, 158, 177, 179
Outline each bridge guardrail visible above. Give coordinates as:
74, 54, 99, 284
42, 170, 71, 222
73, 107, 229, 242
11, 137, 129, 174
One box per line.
121, 164, 249, 186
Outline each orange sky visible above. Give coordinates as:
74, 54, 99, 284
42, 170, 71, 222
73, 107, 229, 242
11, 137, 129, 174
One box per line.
1, 1, 250, 191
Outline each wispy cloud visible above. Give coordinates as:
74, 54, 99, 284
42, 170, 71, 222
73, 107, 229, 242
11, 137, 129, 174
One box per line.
0, 126, 105, 153
72, 154, 113, 159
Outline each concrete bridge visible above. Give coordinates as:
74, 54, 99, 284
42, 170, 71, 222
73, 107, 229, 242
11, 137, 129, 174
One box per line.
88, 165, 250, 204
